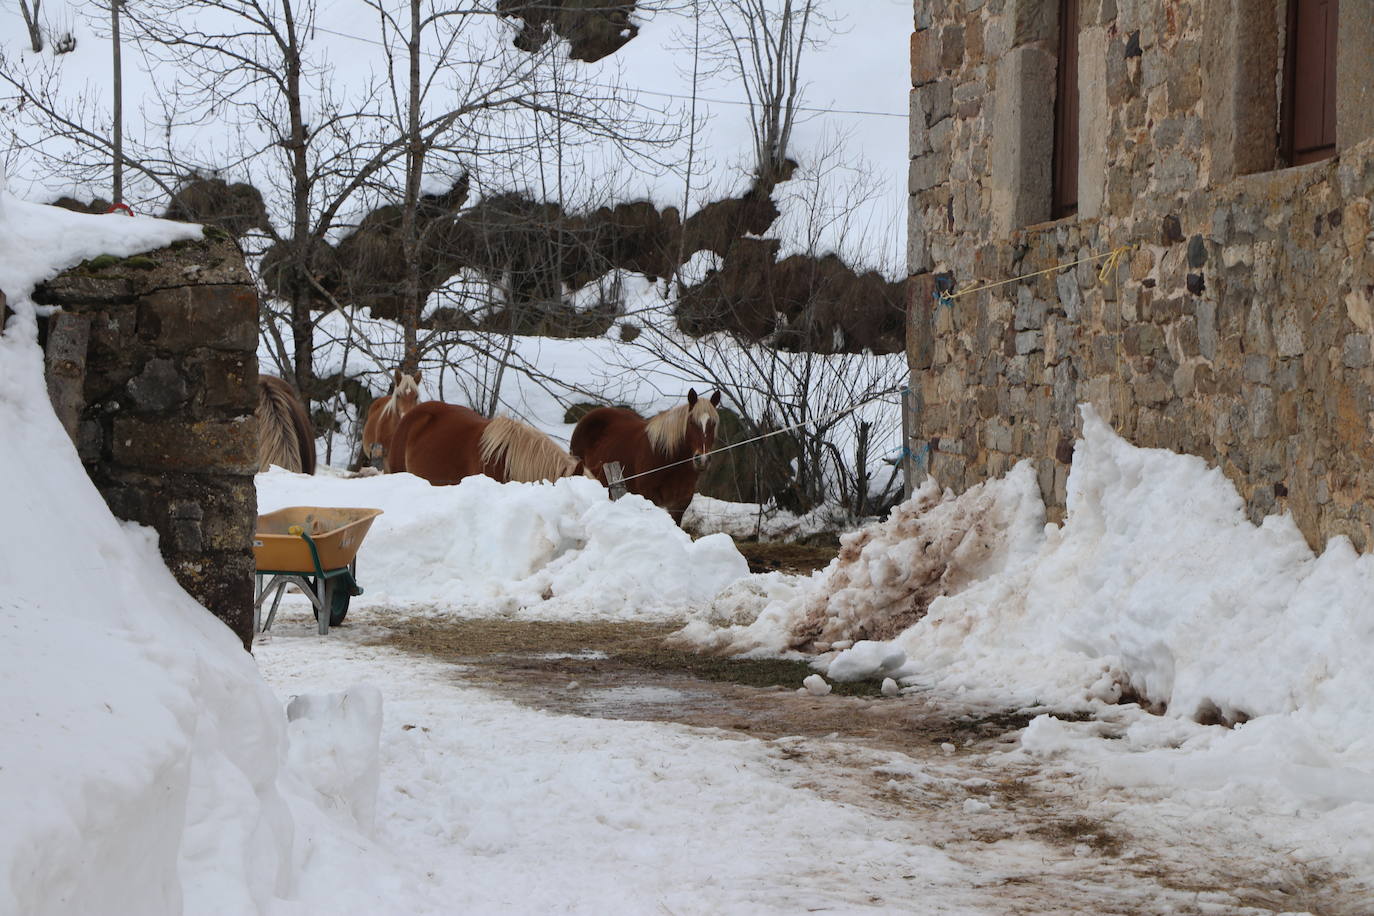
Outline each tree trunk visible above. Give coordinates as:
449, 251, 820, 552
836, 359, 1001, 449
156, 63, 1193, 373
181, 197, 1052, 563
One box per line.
398, 0, 424, 378
19, 0, 43, 52
282, 0, 315, 393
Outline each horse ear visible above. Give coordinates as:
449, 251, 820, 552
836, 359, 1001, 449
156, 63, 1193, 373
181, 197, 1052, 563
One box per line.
687, 388, 698, 406
393, 369, 403, 386
710, 389, 721, 407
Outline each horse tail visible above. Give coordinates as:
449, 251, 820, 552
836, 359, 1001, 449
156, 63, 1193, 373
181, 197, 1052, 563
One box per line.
481, 416, 579, 482
257, 376, 316, 475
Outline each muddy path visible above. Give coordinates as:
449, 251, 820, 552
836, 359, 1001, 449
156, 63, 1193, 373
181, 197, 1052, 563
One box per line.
366, 615, 1366, 916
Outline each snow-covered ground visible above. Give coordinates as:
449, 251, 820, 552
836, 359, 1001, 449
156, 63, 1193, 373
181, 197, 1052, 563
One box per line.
6, 172, 1374, 914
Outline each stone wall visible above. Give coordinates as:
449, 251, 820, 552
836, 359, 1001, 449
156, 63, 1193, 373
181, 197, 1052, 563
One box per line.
34, 235, 260, 647
908, 0, 1374, 550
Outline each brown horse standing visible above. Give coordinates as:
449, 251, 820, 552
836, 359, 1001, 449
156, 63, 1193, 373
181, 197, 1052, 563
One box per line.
361, 370, 421, 468
388, 401, 585, 485
256, 375, 317, 475
570, 389, 721, 524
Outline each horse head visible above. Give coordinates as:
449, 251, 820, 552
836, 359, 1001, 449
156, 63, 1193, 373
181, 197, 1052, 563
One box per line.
391, 370, 422, 411
684, 388, 722, 471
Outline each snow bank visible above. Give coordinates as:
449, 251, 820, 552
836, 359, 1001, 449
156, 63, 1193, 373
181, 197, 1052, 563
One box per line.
671, 462, 1045, 657
0, 196, 380, 915
257, 469, 749, 619
678, 405, 1374, 821
0, 318, 298, 913
899, 407, 1374, 739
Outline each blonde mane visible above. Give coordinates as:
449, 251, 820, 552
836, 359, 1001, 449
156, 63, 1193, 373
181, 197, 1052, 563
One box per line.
645, 397, 719, 456
380, 373, 420, 420
480, 416, 580, 482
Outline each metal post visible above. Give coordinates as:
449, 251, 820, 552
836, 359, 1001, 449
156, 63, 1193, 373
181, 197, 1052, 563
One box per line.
605, 461, 627, 500
901, 386, 916, 500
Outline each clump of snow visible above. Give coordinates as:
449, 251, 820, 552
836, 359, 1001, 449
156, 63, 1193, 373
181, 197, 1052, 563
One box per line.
671, 463, 1045, 656
0, 192, 201, 303
686, 571, 809, 628
682, 494, 866, 541
880, 677, 900, 697
801, 674, 831, 697
285, 686, 384, 835
256, 468, 749, 619
826, 640, 907, 683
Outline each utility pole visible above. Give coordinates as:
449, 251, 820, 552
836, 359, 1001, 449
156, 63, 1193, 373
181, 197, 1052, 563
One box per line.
111, 0, 123, 204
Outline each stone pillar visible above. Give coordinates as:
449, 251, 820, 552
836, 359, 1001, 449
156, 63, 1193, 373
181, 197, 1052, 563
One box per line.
1077, 24, 1109, 220
34, 237, 260, 649
1337, 0, 1374, 153
990, 46, 1057, 235
1201, 0, 1282, 182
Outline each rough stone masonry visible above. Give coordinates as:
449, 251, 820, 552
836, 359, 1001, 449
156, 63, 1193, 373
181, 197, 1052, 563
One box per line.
908, 0, 1374, 550
34, 235, 259, 648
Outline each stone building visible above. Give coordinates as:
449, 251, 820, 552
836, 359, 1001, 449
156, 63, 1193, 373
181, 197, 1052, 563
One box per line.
907, 0, 1374, 549
33, 236, 260, 648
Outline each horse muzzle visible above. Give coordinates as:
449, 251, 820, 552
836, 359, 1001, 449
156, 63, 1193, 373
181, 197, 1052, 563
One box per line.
692, 453, 710, 471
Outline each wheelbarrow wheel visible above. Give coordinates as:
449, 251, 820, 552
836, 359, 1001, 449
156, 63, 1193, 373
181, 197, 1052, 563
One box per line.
315, 576, 351, 627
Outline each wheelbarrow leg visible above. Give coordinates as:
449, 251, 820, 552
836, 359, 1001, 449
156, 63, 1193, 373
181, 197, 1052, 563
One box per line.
317, 577, 332, 636
259, 578, 290, 633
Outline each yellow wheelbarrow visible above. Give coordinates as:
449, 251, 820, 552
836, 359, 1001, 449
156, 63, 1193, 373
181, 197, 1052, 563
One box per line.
253, 506, 383, 635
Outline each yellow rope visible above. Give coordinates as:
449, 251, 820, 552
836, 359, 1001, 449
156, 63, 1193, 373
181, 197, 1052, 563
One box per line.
937, 243, 1136, 306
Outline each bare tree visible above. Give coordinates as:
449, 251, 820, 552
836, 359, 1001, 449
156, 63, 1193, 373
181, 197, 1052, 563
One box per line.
699, 0, 833, 186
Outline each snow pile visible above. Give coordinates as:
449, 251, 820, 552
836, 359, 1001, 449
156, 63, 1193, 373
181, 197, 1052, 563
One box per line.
0, 197, 383, 915
671, 462, 1045, 658
0, 320, 298, 912
896, 407, 1374, 736
257, 468, 749, 619
680, 404, 1374, 819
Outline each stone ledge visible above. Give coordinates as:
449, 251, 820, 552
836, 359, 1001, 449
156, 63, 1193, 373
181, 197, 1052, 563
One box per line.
111, 415, 258, 474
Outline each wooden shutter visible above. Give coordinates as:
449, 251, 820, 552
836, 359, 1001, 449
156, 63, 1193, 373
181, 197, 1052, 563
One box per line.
1052, 0, 1079, 219
1284, 0, 1339, 165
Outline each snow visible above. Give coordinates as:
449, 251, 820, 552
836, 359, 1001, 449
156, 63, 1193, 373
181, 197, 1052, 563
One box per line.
677, 404, 1374, 878
0, 191, 202, 302
255, 637, 981, 915
7, 95, 1374, 913
1, 281, 295, 911
256, 467, 747, 618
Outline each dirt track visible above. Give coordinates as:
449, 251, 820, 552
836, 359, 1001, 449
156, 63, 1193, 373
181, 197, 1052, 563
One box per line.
366, 615, 1367, 916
